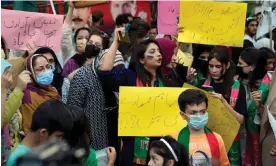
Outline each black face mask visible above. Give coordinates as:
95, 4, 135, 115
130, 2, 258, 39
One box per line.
84, 44, 101, 59
236, 66, 248, 79
197, 59, 208, 77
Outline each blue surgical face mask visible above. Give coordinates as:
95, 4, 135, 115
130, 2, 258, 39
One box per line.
51, 63, 56, 72
36, 70, 54, 86
188, 112, 208, 130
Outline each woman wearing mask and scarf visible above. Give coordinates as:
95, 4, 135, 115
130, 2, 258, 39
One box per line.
235, 48, 262, 166
20, 54, 60, 134
33, 47, 63, 95
156, 38, 188, 86
62, 27, 91, 77
67, 30, 120, 150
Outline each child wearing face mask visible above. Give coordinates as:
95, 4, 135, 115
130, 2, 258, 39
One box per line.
174, 89, 230, 166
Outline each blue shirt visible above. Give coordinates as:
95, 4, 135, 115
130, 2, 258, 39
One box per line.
7, 144, 30, 166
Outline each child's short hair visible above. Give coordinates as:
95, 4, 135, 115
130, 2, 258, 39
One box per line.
178, 89, 208, 113
30, 100, 74, 135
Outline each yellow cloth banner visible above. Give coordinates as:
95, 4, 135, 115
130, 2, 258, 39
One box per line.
119, 84, 240, 152
178, 1, 247, 47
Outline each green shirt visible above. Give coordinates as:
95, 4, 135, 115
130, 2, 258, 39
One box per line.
86, 148, 97, 166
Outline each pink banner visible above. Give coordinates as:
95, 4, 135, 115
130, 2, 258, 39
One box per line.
157, 1, 179, 35
1, 9, 63, 52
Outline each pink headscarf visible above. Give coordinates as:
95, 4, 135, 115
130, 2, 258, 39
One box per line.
156, 38, 177, 77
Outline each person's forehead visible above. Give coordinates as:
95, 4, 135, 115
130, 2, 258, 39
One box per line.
209, 58, 221, 65
248, 21, 257, 26
186, 103, 207, 111
89, 35, 102, 42
78, 30, 90, 36
146, 43, 159, 50
34, 57, 48, 66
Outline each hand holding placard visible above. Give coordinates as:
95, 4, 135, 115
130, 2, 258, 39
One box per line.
1, 9, 63, 52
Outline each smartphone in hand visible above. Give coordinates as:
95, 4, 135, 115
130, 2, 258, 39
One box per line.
201, 85, 214, 92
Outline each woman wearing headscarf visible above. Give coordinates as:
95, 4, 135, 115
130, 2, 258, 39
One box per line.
20, 54, 60, 134
156, 38, 188, 86
33, 47, 64, 95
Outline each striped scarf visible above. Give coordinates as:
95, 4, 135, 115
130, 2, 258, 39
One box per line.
204, 77, 241, 166
177, 126, 220, 160
133, 78, 164, 165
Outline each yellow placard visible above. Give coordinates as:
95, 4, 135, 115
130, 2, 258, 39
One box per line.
119, 85, 240, 152
177, 49, 194, 67
178, 1, 247, 47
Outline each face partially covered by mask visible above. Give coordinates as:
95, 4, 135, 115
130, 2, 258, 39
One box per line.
84, 44, 101, 59
187, 113, 209, 130
37, 70, 54, 86
76, 38, 88, 53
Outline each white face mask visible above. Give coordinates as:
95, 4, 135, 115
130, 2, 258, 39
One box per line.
76, 38, 88, 53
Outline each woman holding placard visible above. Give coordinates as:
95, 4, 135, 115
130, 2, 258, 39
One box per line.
98, 30, 178, 165
187, 47, 247, 166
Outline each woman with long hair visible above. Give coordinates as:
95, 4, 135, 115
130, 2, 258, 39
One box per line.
198, 47, 247, 165
235, 48, 262, 166
98, 27, 176, 165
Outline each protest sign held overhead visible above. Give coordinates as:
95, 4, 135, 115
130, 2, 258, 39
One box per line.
157, 1, 179, 35
1, 9, 63, 52
118, 85, 240, 152
178, 1, 247, 47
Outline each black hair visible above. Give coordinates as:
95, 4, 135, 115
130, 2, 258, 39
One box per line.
115, 14, 130, 26
33, 47, 64, 95
255, 47, 276, 80
119, 18, 150, 60
92, 16, 102, 23
240, 48, 260, 66
30, 100, 74, 135
128, 39, 174, 87
208, 47, 236, 101
239, 48, 262, 89
64, 106, 91, 162
178, 89, 208, 113
246, 17, 257, 26
74, 27, 92, 44
150, 24, 157, 29
192, 44, 214, 73
1, 36, 7, 58
149, 136, 189, 166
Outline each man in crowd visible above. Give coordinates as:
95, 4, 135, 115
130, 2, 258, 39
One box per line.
110, 0, 136, 22
175, 89, 230, 165
72, 4, 91, 32
7, 100, 74, 166
148, 25, 158, 40
244, 17, 258, 47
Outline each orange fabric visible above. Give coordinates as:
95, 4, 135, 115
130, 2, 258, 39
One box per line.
189, 132, 230, 166
21, 88, 60, 134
